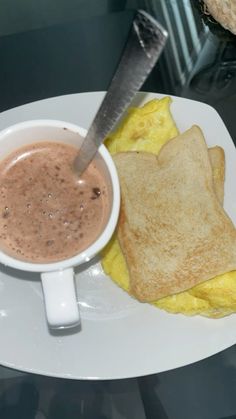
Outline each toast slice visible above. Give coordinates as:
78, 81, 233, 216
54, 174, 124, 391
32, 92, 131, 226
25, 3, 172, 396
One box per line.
114, 126, 236, 301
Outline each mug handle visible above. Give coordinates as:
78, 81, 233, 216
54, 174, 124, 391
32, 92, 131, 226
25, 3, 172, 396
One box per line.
41, 268, 80, 329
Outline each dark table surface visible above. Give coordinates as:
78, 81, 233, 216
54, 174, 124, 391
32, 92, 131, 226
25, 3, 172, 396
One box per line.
1, 1, 236, 418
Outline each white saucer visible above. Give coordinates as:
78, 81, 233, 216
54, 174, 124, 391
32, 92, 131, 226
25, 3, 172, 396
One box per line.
0, 92, 236, 380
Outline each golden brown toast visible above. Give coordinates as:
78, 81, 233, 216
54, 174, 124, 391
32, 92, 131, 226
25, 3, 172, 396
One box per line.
114, 126, 235, 301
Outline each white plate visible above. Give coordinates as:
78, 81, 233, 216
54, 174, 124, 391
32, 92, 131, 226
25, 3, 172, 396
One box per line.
0, 92, 236, 380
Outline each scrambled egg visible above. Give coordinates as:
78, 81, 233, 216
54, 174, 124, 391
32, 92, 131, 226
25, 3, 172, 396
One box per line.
102, 97, 236, 318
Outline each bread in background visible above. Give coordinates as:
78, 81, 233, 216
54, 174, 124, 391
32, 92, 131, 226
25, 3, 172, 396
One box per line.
208, 146, 225, 204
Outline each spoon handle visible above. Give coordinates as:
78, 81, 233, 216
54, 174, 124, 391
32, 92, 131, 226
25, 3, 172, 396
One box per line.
75, 10, 168, 174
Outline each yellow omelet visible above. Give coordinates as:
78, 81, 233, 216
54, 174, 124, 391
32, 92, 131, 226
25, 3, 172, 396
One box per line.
105, 97, 178, 155
102, 97, 236, 318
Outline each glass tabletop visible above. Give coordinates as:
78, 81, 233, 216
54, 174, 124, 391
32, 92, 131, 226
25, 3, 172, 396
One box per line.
0, 0, 236, 418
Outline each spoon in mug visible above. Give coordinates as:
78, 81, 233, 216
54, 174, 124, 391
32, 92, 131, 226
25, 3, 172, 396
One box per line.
74, 10, 168, 175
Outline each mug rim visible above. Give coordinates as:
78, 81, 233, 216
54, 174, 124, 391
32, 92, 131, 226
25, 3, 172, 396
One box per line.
0, 119, 120, 272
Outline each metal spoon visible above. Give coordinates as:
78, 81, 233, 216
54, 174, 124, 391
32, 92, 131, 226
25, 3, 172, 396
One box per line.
74, 10, 168, 175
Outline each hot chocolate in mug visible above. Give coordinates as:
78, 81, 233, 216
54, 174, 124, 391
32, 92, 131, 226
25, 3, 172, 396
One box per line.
0, 120, 120, 328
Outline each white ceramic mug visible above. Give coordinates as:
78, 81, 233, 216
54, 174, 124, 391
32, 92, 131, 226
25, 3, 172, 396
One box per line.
0, 120, 120, 329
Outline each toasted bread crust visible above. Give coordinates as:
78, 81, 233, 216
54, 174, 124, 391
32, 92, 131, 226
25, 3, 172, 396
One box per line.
208, 146, 225, 205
